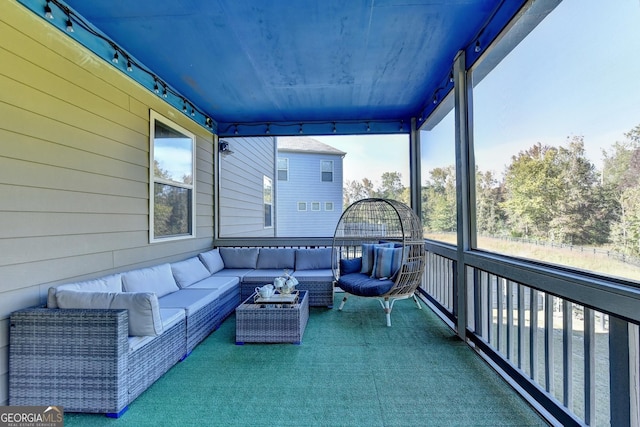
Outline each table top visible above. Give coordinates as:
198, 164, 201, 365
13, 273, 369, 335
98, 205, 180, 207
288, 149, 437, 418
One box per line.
238, 290, 308, 310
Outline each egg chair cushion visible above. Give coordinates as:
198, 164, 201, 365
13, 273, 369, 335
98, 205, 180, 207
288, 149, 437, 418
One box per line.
337, 273, 394, 297
370, 246, 403, 279
340, 257, 362, 275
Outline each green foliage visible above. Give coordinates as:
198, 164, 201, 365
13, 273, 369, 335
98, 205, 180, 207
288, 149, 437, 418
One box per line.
422, 166, 456, 232
344, 123, 640, 256
343, 172, 409, 208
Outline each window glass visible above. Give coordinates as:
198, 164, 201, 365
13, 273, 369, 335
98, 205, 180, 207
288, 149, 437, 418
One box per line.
298, 202, 307, 211
277, 157, 288, 181
325, 202, 334, 211
311, 202, 321, 211
263, 176, 273, 228
421, 107, 456, 243
472, 0, 640, 281
150, 111, 195, 241
321, 160, 334, 182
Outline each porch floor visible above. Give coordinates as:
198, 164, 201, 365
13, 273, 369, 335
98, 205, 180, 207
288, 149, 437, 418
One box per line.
65, 294, 548, 426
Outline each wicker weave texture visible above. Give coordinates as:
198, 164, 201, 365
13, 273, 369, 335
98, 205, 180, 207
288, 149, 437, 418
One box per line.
127, 319, 187, 401
185, 299, 218, 353
235, 291, 309, 344
9, 308, 129, 414
214, 285, 242, 328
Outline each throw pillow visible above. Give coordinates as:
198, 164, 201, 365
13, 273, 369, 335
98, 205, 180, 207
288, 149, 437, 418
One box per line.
371, 246, 403, 279
360, 243, 394, 275
340, 257, 362, 275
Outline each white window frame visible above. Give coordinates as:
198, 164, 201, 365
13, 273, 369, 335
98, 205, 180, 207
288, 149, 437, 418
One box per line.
311, 201, 321, 211
264, 175, 273, 228
321, 160, 334, 182
325, 202, 334, 211
149, 110, 196, 243
297, 202, 307, 211
277, 157, 289, 181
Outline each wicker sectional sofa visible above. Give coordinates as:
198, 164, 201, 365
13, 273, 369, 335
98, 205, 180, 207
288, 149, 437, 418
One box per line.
8, 246, 334, 417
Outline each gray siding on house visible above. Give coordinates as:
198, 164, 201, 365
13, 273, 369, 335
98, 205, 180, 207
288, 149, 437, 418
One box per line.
0, 3, 215, 405
277, 151, 344, 237
218, 137, 276, 237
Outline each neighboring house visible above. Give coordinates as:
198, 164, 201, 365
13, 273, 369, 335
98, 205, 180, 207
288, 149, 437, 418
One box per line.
277, 137, 345, 237
217, 136, 277, 238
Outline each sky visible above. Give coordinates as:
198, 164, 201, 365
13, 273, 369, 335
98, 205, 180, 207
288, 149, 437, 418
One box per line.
318, 0, 640, 186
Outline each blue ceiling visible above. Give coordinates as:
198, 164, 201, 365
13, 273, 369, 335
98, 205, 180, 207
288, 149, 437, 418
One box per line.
23, 0, 527, 135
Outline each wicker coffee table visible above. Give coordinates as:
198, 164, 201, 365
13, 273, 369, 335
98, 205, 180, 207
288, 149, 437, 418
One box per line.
235, 290, 309, 345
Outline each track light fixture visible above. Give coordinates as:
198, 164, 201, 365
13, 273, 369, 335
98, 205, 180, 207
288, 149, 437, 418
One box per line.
265, 124, 270, 134
475, 40, 481, 53
44, 1, 54, 20
299, 123, 303, 134
366, 122, 371, 132
37, 0, 213, 131
399, 120, 404, 131
332, 122, 337, 133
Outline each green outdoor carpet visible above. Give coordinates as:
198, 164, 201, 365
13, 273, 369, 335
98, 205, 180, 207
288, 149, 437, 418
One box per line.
64, 295, 548, 426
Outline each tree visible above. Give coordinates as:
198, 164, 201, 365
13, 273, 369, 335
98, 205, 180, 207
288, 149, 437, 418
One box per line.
603, 124, 640, 255
422, 165, 456, 232
343, 177, 375, 207
502, 143, 561, 239
548, 136, 606, 244
475, 168, 506, 236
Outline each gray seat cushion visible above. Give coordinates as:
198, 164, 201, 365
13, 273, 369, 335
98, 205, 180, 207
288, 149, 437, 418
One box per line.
185, 275, 239, 291
158, 289, 220, 316
337, 273, 394, 297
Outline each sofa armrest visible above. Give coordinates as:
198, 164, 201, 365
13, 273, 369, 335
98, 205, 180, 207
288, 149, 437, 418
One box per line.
9, 308, 130, 415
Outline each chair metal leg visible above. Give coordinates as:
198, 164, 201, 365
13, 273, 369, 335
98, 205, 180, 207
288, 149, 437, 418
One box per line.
413, 293, 422, 310
338, 294, 348, 311
384, 298, 391, 327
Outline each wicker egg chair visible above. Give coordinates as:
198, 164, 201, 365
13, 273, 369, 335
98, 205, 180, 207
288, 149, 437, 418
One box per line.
331, 198, 426, 326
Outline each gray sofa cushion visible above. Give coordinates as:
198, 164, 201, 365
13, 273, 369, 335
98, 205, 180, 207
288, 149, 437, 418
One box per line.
198, 249, 225, 274
257, 248, 295, 269
158, 288, 220, 316
184, 275, 239, 290
56, 290, 163, 337
171, 257, 211, 289
295, 248, 333, 270
122, 263, 179, 298
47, 273, 123, 308
219, 248, 259, 269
